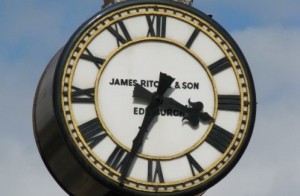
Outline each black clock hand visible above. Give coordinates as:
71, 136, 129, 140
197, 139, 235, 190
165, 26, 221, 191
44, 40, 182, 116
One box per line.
133, 82, 153, 102
133, 84, 214, 126
120, 72, 174, 184
168, 98, 214, 127
119, 101, 158, 184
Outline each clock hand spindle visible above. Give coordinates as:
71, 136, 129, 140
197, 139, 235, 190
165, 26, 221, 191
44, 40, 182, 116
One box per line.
120, 72, 174, 184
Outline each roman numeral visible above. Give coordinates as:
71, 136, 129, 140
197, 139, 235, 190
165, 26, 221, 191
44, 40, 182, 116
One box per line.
146, 15, 167, 37
107, 20, 132, 47
186, 154, 203, 176
186, 28, 200, 48
71, 86, 94, 104
107, 146, 127, 171
206, 124, 234, 153
208, 57, 231, 75
78, 118, 106, 149
148, 160, 164, 183
218, 95, 241, 112
80, 48, 105, 69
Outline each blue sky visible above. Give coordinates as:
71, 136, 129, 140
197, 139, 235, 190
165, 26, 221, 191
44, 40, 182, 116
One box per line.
1, 0, 300, 195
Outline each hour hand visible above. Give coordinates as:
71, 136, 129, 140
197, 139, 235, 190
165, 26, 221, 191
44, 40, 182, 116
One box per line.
133, 83, 153, 102
133, 84, 214, 126
164, 98, 214, 126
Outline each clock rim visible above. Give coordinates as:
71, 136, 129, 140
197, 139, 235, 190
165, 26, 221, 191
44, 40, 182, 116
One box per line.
52, 0, 257, 195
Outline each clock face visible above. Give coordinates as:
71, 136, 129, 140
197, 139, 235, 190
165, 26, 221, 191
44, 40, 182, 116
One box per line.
56, 1, 256, 195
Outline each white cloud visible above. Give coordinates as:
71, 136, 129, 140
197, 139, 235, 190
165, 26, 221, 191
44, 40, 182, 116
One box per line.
207, 102, 300, 195
0, 0, 101, 68
205, 26, 300, 195
232, 0, 300, 25
0, 137, 66, 195
0, 1, 102, 195
1, 1, 300, 195
231, 26, 300, 103
196, 0, 300, 26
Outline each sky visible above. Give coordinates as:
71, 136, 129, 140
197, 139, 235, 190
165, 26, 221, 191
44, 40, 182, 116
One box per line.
0, 0, 300, 195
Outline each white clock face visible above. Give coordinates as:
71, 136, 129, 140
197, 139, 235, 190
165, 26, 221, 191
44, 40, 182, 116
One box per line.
97, 39, 215, 159
60, 3, 255, 195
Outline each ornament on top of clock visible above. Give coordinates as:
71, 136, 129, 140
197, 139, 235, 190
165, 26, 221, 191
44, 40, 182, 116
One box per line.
103, 0, 194, 8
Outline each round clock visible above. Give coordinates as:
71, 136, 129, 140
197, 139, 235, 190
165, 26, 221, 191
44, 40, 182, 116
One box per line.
33, 0, 256, 195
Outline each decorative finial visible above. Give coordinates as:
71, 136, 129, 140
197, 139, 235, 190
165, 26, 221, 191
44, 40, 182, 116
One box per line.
102, 0, 124, 8
102, 0, 193, 8
173, 0, 193, 6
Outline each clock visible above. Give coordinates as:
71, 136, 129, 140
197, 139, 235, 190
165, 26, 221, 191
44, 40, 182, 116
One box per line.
33, 0, 256, 195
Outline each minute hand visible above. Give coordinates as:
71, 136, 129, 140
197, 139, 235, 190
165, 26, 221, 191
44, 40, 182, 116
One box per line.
120, 73, 175, 184
119, 101, 158, 184
133, 84, 214, 126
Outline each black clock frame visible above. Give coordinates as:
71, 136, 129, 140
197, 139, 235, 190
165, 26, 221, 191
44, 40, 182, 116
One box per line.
33, 1, 256, 196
